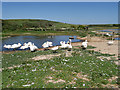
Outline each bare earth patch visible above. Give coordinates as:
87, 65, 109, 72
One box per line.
102, 83, 118, 88
46, 79, 66, 84
77, 72, 90, 81
108, 76, 118, 82
32, 54, 61, 61
97, 56, 112, 60
68, 81, 76, 84
74, 36, 118, 60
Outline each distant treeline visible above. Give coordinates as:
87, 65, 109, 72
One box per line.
1, 19, 119, 32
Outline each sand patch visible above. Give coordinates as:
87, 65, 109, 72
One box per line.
32, 54, 61, 61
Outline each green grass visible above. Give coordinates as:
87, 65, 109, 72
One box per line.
2, 47, 118, 88
2, 30, 88, 38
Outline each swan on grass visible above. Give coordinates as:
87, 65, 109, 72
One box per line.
60, 39, 72, 51
107, 41, 114, 45
81, 40, 88, 49
42, 41, 53, 50
51, 46, 59, 53
106, 33, 111, 37
29, 43, 38, 52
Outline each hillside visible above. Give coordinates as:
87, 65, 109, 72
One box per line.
2, 19, 86, 31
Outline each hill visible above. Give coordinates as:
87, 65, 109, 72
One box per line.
2, 19, 86, 31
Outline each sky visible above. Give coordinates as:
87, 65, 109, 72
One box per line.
2, 2, 118, 24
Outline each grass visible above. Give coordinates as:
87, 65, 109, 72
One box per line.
2, 47, 118, 88
2, 30, 88, 38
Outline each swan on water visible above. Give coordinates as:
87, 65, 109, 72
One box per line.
3, 44, 12, 49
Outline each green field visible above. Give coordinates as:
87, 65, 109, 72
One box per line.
2, 46, 118, 88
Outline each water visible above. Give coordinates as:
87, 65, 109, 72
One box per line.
114, 38, 120, 40
99, 29, 119, 33
2, 35, 82, 51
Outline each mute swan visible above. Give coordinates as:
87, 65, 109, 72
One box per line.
51, 46, 59, 53
29, 44, 38, 52
81, 40, 88, 49
42, 41, 53, 50
106, 33, 111, 37
20, 44, 29, 50
107, 41, 114, 45
11, 43, 22, 50
3, 44, 12, 49
60, 41, 68, 49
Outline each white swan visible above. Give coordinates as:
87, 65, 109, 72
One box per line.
42, 42, 49, 48
20, 44, 29, 50
3, 44, 12, 49
51, 46, 59, 53
60, 41, 68, 49
81, 40, 88, 49
67, 40, 72, 50
42, 41, 53, 50
29, 44, 38, 52
11, 43, 22, 50
107, 41, 114, 45
106, 33, 111, 37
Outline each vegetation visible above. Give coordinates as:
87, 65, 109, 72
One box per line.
2, 47, 118, 88
2, 19, 87, 32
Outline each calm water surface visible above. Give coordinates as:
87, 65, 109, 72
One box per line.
99, 29, 119, 33
2, 35, 82, 51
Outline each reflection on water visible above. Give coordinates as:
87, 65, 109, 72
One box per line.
2, 35, 82, 51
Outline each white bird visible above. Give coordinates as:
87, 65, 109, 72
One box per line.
42, 41, 53, 50
11, 43, 22, 50
81, 40, 88, 49
42, 42, 49, 49
3, 44, 11, 49
60, 42, 68, 49
106, 33, 111, 37
51, 46, 59, 53
20, 44, 29, 50
47, 41, 53, 47
67, 39, 72, 51
29, 43, 38, 52
107, 41, 114, 45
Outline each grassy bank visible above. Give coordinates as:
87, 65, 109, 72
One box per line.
2, 30, 88, 38
2, 46, 118, 88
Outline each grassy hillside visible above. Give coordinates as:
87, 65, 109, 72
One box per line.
2, 19, 86, 32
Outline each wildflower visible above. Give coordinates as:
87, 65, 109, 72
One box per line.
83, 84, 85, 86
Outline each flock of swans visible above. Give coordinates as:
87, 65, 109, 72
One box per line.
4, 42, 38, 52
3, 33, 114, 52
3, 39, 89, 52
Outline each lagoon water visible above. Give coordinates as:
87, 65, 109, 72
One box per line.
2, 35, 82, 51
99, 29, 119, 33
